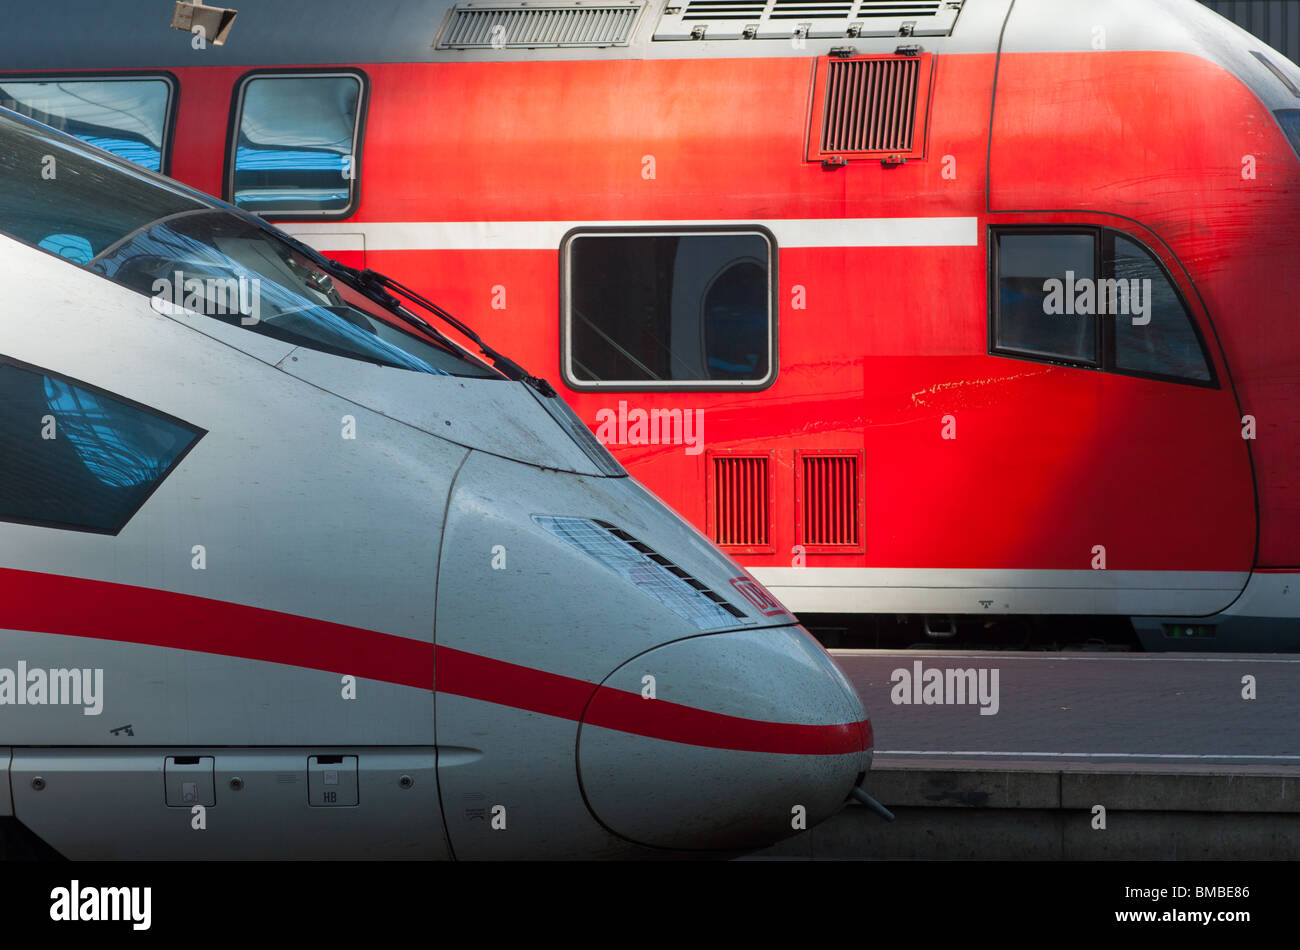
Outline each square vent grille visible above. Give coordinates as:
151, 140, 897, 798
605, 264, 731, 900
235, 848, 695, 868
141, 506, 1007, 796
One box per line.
437, 2, 643, 49
796, 451, 864, 551
808, 52, 932, 161
707, 453, 773, 552
655, 0, 962, 41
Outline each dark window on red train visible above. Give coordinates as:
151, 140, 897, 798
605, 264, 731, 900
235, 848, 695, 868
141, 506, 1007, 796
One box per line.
994, 232, 1098, 365
0, 76, 174, 173
229, 73, 363, 217
1275, 110, 1300, 161
1109, 236, 1212, 383
562, 229, 775, 390
991, 228, 1214, 386
0, 360, 203, 535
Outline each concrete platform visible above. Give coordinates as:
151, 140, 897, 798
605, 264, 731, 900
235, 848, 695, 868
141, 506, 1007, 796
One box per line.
753, 652, 1300, 859
755, 763, 1300, 859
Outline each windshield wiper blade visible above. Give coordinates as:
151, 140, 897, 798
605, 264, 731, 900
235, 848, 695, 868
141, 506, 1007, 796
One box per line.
244, 217, 556, 396
337, 264, 557, 397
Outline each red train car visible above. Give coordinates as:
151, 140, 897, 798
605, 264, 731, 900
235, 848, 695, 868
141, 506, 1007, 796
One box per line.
5, 0, 1297, 649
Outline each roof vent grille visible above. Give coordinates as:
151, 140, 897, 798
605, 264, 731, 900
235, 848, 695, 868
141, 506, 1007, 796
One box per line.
437, 3, 643, 49
656, 0, 961, 40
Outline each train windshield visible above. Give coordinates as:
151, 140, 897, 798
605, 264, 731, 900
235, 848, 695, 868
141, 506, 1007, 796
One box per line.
0, 107, 500, 378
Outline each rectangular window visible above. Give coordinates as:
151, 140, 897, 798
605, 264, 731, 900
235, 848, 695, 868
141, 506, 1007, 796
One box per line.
0, 75, 174, 172
562, 229, 776, 390
990, 227, 1214, 386
228, 72, 364, 217
993, 231, 1098, 365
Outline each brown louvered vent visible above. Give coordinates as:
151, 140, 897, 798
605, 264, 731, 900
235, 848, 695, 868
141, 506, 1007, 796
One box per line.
709, 454, 772, 551
824, 57, 917, 152
798, 452, 863, 550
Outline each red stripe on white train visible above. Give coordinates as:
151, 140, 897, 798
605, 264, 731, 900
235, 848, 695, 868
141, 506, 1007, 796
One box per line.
0, 567, 869, 756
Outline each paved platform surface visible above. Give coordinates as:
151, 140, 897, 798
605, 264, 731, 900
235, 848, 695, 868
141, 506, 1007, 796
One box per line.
832, 650, 1300, 767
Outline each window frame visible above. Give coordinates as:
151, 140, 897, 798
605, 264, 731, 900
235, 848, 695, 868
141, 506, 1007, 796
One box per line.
0, 355, 206, 536
988, 225, 1218, 389
224, 67, 369, 222
0, 71, 180, 175
559, 224, 779, 392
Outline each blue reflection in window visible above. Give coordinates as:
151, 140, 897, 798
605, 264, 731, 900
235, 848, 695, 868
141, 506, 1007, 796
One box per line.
232, 75, 361, 213
0, 364, 201, 534
90, 212, 449, 374
0, 79, 170, 172
37, 233, 94, 265
235, 146, 349, 171
75, 136, 162, 171
703, 261, 768, 379
42, 377, 191, 490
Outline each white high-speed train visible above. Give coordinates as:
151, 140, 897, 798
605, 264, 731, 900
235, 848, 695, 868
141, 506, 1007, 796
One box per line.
0, 106, 877, 859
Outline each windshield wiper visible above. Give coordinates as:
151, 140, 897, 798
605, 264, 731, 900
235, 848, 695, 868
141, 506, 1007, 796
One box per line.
335, 263, 556, 397
251, 218, 556, 397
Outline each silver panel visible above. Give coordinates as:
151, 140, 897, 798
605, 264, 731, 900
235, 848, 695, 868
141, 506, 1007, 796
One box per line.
0, 0, 1012, 66
750, 567, 1250, 616
1202, 0, 1300, 67
654, 0, 963, 41
11, 748, 446, 859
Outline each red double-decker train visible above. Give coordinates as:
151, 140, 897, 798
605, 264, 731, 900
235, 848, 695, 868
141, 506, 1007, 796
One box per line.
5, 0, 1297, 649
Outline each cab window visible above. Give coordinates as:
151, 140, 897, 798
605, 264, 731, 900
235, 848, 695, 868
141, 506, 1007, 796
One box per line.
991, 227, 1214, 386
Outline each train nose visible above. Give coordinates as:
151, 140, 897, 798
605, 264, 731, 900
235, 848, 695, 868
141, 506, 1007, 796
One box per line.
577, 624, 870, 852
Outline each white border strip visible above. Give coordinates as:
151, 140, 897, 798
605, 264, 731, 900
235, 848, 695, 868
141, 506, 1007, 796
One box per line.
878, 751, 1300, 760
280, 217, 979, 251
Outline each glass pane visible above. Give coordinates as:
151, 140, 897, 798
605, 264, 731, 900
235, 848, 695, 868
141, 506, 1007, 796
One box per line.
569, 233, 770, 384
90, 210, 498, 377
703, 261, 768, 380
1275, 109, 1300, 160
0, 364, 200, 533
1111, 236, 1211, 381
0, 78, 171, 171
0, 110, 204, 256
0, 110, 497, 378
233, 76, 360, 214
996, 233, 1097, 363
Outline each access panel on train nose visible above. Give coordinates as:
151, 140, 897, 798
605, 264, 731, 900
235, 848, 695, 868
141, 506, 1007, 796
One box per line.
9, 749, 447, 859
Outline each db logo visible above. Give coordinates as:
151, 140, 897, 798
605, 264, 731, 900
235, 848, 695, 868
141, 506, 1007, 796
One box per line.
730, 576, 787, 616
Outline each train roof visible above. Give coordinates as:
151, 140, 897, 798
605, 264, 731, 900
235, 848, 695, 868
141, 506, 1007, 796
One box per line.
3, 1, 1298, 121
0, 0, 1282, 68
